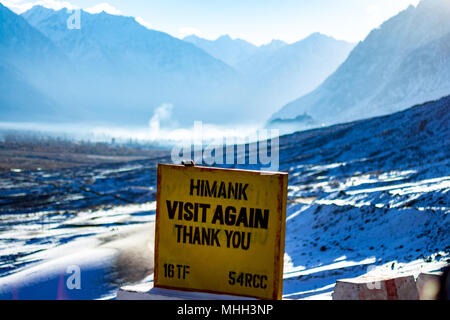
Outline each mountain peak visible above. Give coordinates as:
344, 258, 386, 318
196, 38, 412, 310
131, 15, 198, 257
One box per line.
258, 39, 287, 51
183, 34, 201, 41
216, 34, 232, 41
26, 4, 52, 12
23, 4, 73, 15
271, 0, 450, 126
305, 32, 334, 41
21, 5, 60, 22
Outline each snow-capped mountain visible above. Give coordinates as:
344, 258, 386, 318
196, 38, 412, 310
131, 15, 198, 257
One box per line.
237, 33, 355, 116
1, 4, 358, 127
0, 3, 67, 121
183, 34, 259, 67
185, 33, 354, 118
271, 0, 450, 128
11, 5, 245, 125
22, 6, 235, 77
0, 3, 65, 70
257, 39, 288, 54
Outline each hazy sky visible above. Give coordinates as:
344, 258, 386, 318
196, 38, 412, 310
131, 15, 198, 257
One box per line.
4, 0, 421, 45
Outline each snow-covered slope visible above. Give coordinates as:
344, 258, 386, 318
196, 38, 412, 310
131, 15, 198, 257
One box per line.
278, 95, 450, 298
0, 95, 448, 299
271, 0, 450, 128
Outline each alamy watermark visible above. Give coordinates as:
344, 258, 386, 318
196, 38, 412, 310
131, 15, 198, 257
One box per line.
66, 265, 81, 290
170, 121, 280, 172
66, 8, 81, 30
366, 265, 381, 290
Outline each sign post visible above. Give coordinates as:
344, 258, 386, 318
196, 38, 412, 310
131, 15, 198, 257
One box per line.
154, 164, 288, 300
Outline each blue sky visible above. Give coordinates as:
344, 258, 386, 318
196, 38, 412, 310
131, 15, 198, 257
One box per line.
4, 0, 421, 45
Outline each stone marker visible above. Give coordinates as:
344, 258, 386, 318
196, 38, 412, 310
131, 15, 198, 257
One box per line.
332, 275, 419, 300
416, 272, 442, 300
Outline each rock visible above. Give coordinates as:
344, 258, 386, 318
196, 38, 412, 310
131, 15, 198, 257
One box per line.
416, 273, 441, 300
332, 275, 419, 300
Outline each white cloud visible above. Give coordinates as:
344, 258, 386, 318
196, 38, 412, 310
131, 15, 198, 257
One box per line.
3, 1, 122, 16
2, 0, 76, 13
178, 26, 201, 38
135, 16, 152, 29
85, 3, 121, 15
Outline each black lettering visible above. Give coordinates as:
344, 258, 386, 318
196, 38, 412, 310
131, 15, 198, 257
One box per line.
211, 228, 221, 247
211, 205, 224, 225
242, 232, 251, 250
227, 182, 237, 199
183, 202, 193, 221
193, 202, 199, 221
177, 201, 184, 220
248, 208, 254, 228
225, 206, 236, 225
228, 271, 236, 285
254, 209, 269, 229
227, 272, 267, 289
199, 203, 210, 223
236, 207, 249, 227
218, 182, 227, 198
205, 181, 217, 198
240, 183, 249, 200
261, 275, 267, 289
201, 228, 210, 246
191, 180, 250, 201
225, 229, 233, 248
232, 232, 240, 248
253, 275, 260, 288
245, 273, 252, 287
192, 226, 201, 244
237, 273, 243, 286
166, 200, 178, 220
175, 224, 183, 242
190, 179, 200, 196
183, 225, 192, 244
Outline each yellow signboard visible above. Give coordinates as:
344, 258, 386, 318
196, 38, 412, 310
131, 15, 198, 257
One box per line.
154, 164, 288, 300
